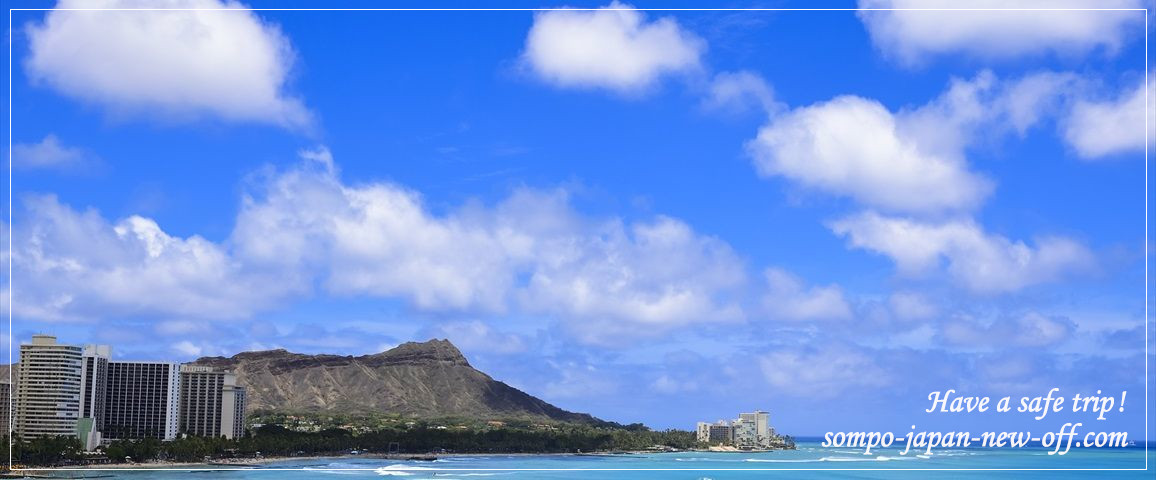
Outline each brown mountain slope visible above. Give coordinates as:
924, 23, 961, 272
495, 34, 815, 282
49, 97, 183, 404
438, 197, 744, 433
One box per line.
191, 339, 600, 424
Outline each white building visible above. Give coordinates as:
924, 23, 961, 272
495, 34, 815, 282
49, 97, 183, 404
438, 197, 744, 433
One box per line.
15, 336, 90, 447
732, 418, 755, 448
738, 410, 771, 448
223, 381, 247, 440
79, 344, 111, 449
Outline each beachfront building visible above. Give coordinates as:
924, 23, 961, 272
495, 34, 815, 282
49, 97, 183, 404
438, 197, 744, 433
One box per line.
696, 421, 735, 445
104, 361, 181, 441
81, 345, 110, 430
736, 410, 771, 449
14, 336, 86, 444
695, 410, 776, 449
178, 365, 246, 439
13, 335, 250, 446
224, 381, 247, 440
14, 337, 111, 450
79, 344, 111, 450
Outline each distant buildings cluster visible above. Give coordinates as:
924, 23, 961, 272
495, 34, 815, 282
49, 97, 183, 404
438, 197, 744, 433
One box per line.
2, 335, 246, 451
695, 410, 778, 450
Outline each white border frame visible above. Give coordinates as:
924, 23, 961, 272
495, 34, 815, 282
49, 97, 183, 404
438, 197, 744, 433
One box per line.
4, 3, 1151, 476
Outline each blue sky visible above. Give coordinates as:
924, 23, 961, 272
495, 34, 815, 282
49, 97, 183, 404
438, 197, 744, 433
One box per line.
2, 0, 1153, 439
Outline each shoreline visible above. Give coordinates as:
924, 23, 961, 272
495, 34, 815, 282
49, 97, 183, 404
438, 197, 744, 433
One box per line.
30, 455, 343, 470
53, 451, 655, 470
25, 447, 789, 471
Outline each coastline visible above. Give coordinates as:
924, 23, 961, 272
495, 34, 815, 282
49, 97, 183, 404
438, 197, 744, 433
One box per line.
59, 451, 657, 470
56, 448, 800, 470
38, 455, 339, 470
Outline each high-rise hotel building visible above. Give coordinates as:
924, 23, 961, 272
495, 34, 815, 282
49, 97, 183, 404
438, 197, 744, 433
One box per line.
14, 337, 108, 450
80, 345, 110, 431
14, 335, 85, 441
104, 361, 181, 441
13, 335, 247, 449
178, 365, 246, 439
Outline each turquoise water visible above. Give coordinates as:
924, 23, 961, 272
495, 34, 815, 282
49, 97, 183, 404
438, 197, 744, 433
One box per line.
41, 442, 1152, 478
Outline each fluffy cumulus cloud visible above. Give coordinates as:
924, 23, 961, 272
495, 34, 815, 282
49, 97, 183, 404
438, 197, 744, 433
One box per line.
233, 153, 747, 346
829, 211, 1095, 293
520, 216, 746, 345
25, 0, 310, 129
761, 268, 852, 322
8, 150, 746, 345
521, 2, 704, 93
748, 71, 1108, 295
747, 74, 998, 213
748, 69, 1148, 214
232, 155, 521, 312
857, 0, 1144, 65
2, 195, 297, 322
1063, 76, 1154, 159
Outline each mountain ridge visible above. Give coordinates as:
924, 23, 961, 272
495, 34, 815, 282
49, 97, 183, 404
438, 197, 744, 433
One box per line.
191, 339, 602, 424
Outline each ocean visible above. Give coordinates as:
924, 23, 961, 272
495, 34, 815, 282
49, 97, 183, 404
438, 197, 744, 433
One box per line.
33, 442, 1152, 478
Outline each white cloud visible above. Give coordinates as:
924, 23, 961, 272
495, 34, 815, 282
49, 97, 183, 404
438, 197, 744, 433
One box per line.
999, 71, 1082, 135
8, 157, 747, 346
747, 74, 996, 213
231, 151, 747, 345
10, 135, 97, 172
1063, 76, 1154, 159
759, 344, 891, 397
520, 215, 746, 346
25, 0, 310, 129
2, 195, 299, 322
857, 0, 1144, 65
521, 2, 704, 93
703, 71, 779, 114
761, 268, 851, 322
171, 340, 203, 357
2, 153, 695, 347
231, 161, 526, 312
749, 68, 1145, 219
830, 211, 1095, 293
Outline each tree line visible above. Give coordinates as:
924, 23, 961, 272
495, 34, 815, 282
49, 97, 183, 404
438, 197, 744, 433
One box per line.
3, 423, 702, 466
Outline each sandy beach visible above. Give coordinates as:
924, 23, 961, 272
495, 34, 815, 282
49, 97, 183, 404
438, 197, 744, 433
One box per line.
64, 455, 340, 470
